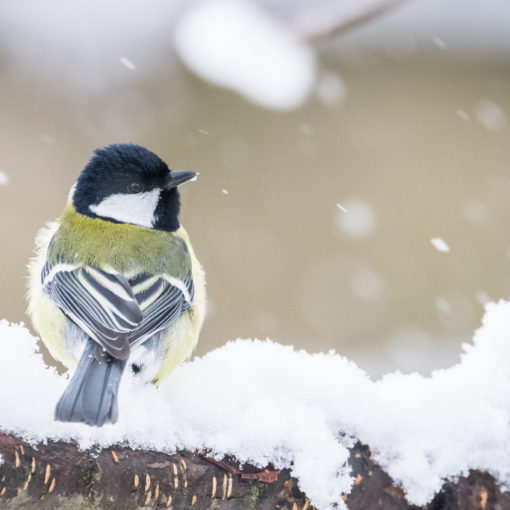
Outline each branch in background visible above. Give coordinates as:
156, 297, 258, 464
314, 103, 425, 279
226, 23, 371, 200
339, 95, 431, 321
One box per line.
284, 0, 408, 41
0, 431, 508, 509
173, 0, 408, 110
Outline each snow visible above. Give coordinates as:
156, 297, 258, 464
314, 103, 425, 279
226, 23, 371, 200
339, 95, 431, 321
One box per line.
456, 109, 471, 121
349, 269, 384, 301
430, 237, 450, 252
315, 72, 346, 106
0, 171, 9, 186
173, 0, 316, 110
298, 122, 313, 135
431, 35, 447, 49
462, 199, 490, 226
119, 56, 136, 70
475, 99, 507, 133
435, 297, 452, 314
475, 291, 491, 307
336, 199, 376, 238
3, 302, 510, 509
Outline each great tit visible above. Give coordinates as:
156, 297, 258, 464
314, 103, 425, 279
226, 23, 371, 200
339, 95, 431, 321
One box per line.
27, 144, 206, 426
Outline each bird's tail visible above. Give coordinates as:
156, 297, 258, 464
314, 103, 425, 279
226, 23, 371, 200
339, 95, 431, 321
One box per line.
55, 338, 127, 426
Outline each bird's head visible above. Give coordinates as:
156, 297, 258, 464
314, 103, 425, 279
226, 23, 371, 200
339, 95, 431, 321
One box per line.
72, 144, 197, 232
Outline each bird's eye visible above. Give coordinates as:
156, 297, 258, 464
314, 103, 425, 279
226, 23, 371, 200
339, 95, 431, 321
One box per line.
127, 182, 144, 193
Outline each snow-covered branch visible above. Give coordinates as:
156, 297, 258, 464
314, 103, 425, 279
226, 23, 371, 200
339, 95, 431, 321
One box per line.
1, 301, 510, 509
0, 0, 409, 110
0, 432, 302, 509
173, 0, 408, 109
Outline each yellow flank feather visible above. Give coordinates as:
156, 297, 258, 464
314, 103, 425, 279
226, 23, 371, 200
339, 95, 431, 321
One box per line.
154, 226, 206, 382
27, 219, 76, 367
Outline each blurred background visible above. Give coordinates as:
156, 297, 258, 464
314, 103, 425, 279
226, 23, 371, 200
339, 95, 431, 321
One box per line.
1, 0, 509, 378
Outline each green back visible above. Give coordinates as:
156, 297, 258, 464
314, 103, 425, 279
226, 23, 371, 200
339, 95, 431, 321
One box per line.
48, 205, 191, 278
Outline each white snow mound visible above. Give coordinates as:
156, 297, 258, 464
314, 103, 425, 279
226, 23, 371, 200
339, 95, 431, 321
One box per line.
2, 302, 510, 510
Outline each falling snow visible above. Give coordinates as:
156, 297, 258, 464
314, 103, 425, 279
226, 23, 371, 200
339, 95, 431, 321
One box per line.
461, 199, 490, 226
455, 109, 471, 121
475, 99, 507, 132
0, 171, 9, 186
336, 199, 376, 238
475, 291, 491, 306
430, 237, 450, 253
119, 56, 136, 70
431, 35, 447, 49
315, 72, 346, 106
435, 297, 452, 314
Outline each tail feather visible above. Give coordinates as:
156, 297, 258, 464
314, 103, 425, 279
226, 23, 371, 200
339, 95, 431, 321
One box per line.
55, 338, 127, 426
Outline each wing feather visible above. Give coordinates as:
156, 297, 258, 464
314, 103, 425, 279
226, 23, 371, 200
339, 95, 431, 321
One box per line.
42, 262, 143, 359
127, 274, 194, 347
42, 255, 195, 357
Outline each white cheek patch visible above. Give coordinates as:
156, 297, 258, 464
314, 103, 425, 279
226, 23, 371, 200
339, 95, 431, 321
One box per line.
89, 189, 161, 228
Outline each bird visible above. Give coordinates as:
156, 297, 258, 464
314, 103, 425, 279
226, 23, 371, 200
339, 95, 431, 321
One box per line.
27, 143, 206, 426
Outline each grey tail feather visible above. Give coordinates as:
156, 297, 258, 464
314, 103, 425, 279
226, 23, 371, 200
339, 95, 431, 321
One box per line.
55, 338, 127, 426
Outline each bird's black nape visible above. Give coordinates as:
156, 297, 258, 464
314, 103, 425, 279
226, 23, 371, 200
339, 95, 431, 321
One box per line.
72, 144, 183, 232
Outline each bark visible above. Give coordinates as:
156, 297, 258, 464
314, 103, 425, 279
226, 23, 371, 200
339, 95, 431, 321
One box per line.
0, 432, 508, 509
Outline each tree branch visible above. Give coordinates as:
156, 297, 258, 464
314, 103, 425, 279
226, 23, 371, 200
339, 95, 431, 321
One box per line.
0, 431, 509, 509
284, 0, 408, 42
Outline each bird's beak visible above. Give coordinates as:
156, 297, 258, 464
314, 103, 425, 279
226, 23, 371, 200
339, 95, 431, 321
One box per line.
164, 170, 199, 190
